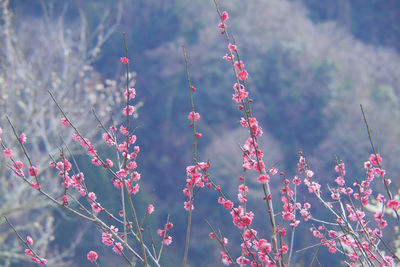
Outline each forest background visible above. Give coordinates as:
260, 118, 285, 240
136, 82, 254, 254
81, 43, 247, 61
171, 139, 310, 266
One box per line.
1, 0, 400, 266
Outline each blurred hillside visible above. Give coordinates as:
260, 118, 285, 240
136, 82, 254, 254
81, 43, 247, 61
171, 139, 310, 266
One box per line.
2, 0, 400, 266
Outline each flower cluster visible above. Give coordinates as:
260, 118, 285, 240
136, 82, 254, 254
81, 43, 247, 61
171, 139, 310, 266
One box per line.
24, 236, 47, 266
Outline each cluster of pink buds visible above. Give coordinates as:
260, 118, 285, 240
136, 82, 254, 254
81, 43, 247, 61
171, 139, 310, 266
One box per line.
24, 236, 47, 266
183, 162, 212, 210
157, 222, 174, 246
101, 226, 124, 255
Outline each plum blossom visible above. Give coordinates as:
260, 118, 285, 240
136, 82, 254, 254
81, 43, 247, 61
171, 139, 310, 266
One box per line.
87, 251, 98, 262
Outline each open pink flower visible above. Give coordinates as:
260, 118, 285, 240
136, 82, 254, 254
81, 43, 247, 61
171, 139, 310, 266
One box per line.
3, 148, 13, 159
120, 57, 129, 64
163, 235, 172, 245
60, 117, 70, 126
238, 70, 248, 81
188, 111, 200, 122
228, 43, 237, 53
147, 204, 154, 214
387, 199, 399, 210
29, 166, 38, 177
220, 11, 229, 22
113, 242, 123, 254
257, 174, 270, 184
87, 251, 98, 262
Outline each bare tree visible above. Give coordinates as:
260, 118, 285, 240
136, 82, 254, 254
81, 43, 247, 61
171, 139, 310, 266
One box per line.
0, 0, 125, 265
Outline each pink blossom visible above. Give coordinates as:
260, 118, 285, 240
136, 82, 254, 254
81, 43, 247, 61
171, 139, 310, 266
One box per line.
128, 161, 137, 170
102, 133, 115, 146
113, 242, 123, 254
163, 235, 172, 245
238, 70, 248, 81
238, 184, 248, 194
147, 204, 154, 214
61, 195, 68, 205
292, 176, 301, 185
132, 171, 141, 181
91, 157, 101, 166
188, 111, 200, 122
120, 125, 129, 136
254, 160, 265, 171
257, 174, 270, 184
3, 148, 13, 159
124, 88, 136, 100
334, 176, 345, 186
234, 61, 244, 70
31, 257, 47, 266
282, 211, 295, 221
349, 251, 359, 261
223, 53, 234, 61
28, 166, 38, 177
328, 230, 337, 238
102, 232, 113, 246
13, 161, 24, 176
25, 249, 33, 256
236, 256, 249, 266
60, 117, 70, 126
88, 192, 97, 201
244, 229, 257, 239
184, 201, 193, 211
26, 236, 33, 246
127, 136, 137, 146
387, 199, 399, 210
165, 222, 173, 230
223, 200, 234, 210
117, 169, 129, 178
369, 153, 382, 166
221, 252, 232, 265
232, 89, 248, 103
106, 159, 113, 168
238, 193, 246, 203
209, 232, 216, 239
280, 243, 289, 254
19, 133, 27, 144
120, 57, 129, 64
30, 183, 41, 190
220, 11, 229, 22
254, 239, 271, 253
228, 43, 237, 53
123, 105, 135, 115
269, 167, 278, 175
305, 169, 314, 178
91, 202, 102, 213
86, 150, 97, 161
128, 183, 140, 194
87, 251, 98, 262
218, 23, 227, 34
376, 193, 385, 203
157, 229, 165, 237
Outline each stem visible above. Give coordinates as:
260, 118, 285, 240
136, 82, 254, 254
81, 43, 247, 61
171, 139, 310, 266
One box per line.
121, 32, 148, 266
4, 217, 48, 267
212, 2, 281, 263
360, 104, 400, 222
182, 45, 198, 267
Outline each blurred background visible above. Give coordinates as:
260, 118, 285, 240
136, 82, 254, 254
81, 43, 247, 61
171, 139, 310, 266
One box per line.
1, 0, 400, 266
